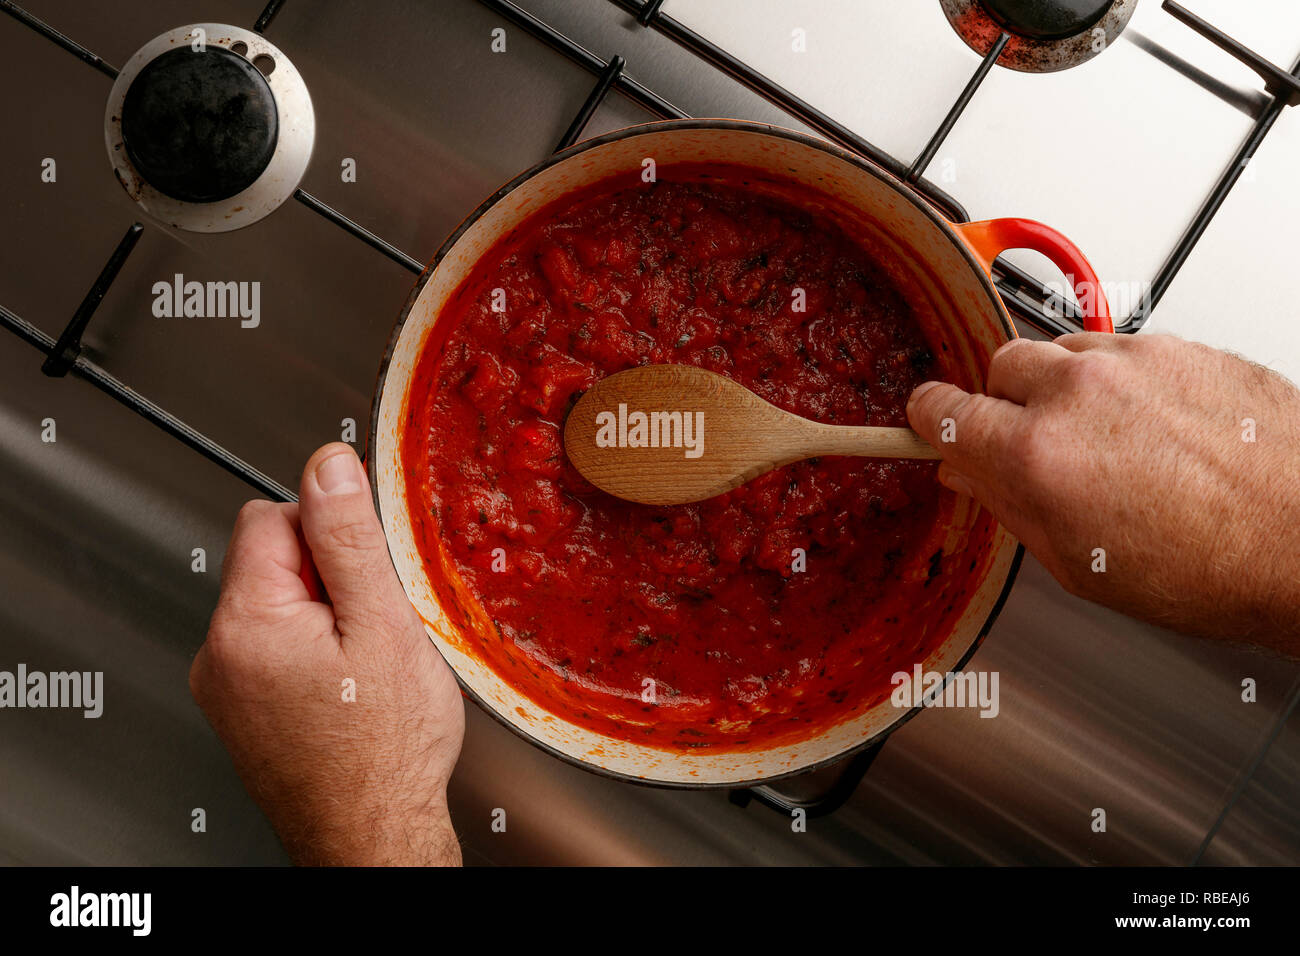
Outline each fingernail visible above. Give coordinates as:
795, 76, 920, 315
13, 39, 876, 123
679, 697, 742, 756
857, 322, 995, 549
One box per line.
316, 450, 362, 496
939, 469, 974, 498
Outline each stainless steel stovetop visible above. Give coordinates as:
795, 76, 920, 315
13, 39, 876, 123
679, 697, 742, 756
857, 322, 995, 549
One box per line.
1, 0, 1297, 865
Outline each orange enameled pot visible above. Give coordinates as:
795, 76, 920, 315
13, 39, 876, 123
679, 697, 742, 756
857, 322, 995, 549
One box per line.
368, 120, 1111, 788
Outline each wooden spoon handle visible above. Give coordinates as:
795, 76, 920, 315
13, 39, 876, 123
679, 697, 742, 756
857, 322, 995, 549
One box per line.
796, 425, 942, 461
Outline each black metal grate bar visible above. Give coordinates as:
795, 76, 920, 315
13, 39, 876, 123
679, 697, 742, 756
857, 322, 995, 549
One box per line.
996, 278, 1081, 339
254, 0, 286, 35
1164, 0, 1300, 104
1129, 48, 1300, 328
0, 303, 294, 502
908, 33, 1010, 183
293, 189, 425, 275
556, 54, 626, 151
42, 223, 143, 377
0, 0, 118, 78
477, 0, 686, 120
636, 0, 666, 28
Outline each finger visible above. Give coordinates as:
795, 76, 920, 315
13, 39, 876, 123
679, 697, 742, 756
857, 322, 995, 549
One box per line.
936, 461, 1007, 520
1053, 331, 1125, 353
297, 443, 413, 645
293, 519, 329, 604
218, 500, 310, 612
906, 381, 1027, 479
935, 460, 1041, 560
937, 461, 974, 498
986, 338, 1075, 405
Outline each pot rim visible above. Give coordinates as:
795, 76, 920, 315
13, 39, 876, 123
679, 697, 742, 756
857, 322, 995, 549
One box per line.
366, 117, 1024, 790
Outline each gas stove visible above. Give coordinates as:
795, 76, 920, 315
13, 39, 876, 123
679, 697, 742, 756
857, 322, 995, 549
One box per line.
1, 0, 1297, 865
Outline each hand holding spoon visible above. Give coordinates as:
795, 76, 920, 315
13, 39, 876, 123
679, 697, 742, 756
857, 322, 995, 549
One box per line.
564, 364, 941, 506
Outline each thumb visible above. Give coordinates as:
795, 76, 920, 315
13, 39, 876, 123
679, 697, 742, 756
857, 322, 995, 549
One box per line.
298, 442, 411, 643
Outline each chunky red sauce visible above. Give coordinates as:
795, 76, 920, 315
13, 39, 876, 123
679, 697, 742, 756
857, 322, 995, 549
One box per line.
403, 165, 969, 752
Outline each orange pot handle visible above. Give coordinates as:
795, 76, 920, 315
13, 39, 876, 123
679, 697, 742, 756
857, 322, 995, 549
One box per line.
956, 218, 1113, 334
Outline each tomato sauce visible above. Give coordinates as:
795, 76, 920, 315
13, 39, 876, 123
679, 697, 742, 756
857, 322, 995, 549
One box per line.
403, 165, 965, 752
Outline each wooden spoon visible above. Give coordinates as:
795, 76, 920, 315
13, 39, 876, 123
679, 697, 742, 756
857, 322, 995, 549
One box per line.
564, 364, 941, 506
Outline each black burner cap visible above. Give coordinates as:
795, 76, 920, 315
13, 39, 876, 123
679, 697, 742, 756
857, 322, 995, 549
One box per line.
121, 46, 278, 204
981, 0, 1113, 41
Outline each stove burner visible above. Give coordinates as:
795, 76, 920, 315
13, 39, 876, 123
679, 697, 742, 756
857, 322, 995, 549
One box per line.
940, 0, 1137, 73
121, 47, 279, 203
981, 0, 1113, 41
104, 24, 315, 233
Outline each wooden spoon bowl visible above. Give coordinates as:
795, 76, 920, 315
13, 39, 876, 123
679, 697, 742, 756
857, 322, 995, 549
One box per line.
564, 364, 940, 506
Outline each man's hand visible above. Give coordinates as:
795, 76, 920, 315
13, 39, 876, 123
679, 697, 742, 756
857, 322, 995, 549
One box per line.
190, 443, 465, 865
908, 332, 1300, 656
